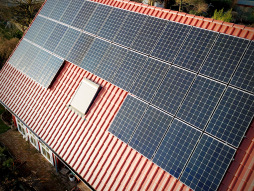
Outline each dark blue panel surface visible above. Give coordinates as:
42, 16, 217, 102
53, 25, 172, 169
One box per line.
131, 17, 168, 55
44, 23, 68, 52
33, 19, 57, 47
24, 16, 46, 42
94, 44, 127, 82
151, 66, 196, 115
84, 4, 112, 34
71, 1, 97, 29
54, 28, 81, 59
206, 87, 254, 147
113, 12, 148, 47
108, 95, 148, 144
230, 41, 254, 93
48, 0, 70, 21
151, 22, 191, 62
200, 34, 249, 83
39, 0, 58, 17
60, 0, 86, 25
97, 8, 129, 41
177, 76, 225, 129
130, 58, 170, 103
129, 106, 172, 159
111, 51, 148, 92
174, 28, 218, 72
80, 38, 110, 74
153, 119, 201, 178
180, 134, 235, 191
67, 33, 95, 65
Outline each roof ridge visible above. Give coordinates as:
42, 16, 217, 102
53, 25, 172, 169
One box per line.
92, 0, 254, 40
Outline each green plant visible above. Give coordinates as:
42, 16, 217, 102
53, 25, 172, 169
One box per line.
212, 8, 233, 22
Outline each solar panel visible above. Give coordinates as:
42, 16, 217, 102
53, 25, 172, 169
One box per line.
113, 12, 148, 47
129, 105, 172, 159
39, 0, 58, 17
80, 38, 110, 74
54, 28, 81, 59
33, 19, 57, 47
230, 41, 254, 93
24, 16, 46, 42
153, 119, 201, 178
108, 95, 148, 144
60, 0, 86, 25
206, 87, 254, 147
131, 16, 168, 55
174, 28, 218, 72
40, 55, 64, 87
27, 50, 51, 82
84, 4, 113, 35
151, 22, 192, 63
94, 44, 127, 82
19, 43, 40, 73
97, 8, 129, 41
71, 1, 97, 29
44, 23, 68, 52
180, 134, 235, 191
111, 51, 148, 92
48, 0, 70, 21
8, 40, 31, 67
200, 34, 249, 83
66, 33, 95, 65
151, 66, 196, 115
130, 58, 170, 103
177, 76, 225, 130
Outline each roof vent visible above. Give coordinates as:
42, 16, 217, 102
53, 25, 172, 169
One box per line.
68, 78, 100, 118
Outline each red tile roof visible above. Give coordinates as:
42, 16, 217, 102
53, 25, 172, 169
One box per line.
0, 0, 253, 190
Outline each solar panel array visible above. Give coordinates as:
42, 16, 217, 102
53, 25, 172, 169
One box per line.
8, 0, 254, 190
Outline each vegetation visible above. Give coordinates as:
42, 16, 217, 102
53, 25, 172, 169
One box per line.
0, 104, 11, 134
212, 8, 233, 22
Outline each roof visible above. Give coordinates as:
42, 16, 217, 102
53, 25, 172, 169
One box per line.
0, 0, 254, 190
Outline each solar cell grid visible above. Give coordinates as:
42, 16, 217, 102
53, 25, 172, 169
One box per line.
71, 1, 97, 30
94, 44, 127, 82
151, 66, 196, 115
48, 0, 70, 21
97, 8, 129, 41
230, 41, 254, 93
174, 28, 218, 72
54, 28, 81, 59
131, 16, 168, 55
33, 19, 57, 47
24, 16, 46, 42
129, 105, 172, 159
84, 4, 112, 35
44, 23, 68, 52
153, 119, 201, 178
206, 87, 254, 147
130, 58, 170, 103
151, 22, 192, 63
113, 12, 148, 47
111, 51, 148, 92
177, 76, 226, 130
60, 0, 86, 25
67, 33, 95, 65
180, 134, 235, 191
200, 34, 249, 83
39, 0, 58, 17
108, 95, 148, 144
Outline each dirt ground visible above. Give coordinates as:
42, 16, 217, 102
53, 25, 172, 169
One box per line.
0, 129, 90, 191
